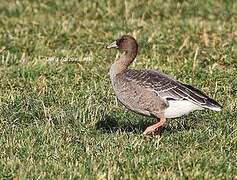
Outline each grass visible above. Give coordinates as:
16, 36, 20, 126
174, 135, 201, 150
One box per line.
0, 0, 237, 179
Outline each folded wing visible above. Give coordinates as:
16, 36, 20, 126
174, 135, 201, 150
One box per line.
122, 69, 222, 111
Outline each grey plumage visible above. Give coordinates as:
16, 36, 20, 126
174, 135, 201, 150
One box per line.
121, 69, 222, 111
107, 35, 222, 135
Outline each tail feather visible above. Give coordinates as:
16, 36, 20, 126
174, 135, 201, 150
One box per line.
203, 97, 222, 111
181, 83, 222, 111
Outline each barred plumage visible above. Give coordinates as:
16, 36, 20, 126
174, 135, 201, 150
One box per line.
107, 35, 222, 135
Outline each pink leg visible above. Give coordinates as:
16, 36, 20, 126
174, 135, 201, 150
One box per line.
143, 117, 166, 135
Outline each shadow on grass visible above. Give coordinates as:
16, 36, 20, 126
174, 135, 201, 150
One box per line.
95, 114, 148, 134
95, 114, 199, 134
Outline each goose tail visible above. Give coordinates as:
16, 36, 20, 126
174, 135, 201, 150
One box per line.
203, 98, 222, 111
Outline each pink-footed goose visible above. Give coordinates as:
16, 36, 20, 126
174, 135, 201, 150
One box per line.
106, 35, 222, 135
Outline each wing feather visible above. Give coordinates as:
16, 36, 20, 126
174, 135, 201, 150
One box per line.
120, 69, 222, 110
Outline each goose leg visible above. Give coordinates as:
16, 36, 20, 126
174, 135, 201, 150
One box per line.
143, 117, 166, 135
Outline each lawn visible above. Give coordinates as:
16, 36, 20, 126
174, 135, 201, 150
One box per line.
0, 0, 236, 179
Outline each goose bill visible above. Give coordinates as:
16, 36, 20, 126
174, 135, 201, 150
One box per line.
106, 41, 118, 49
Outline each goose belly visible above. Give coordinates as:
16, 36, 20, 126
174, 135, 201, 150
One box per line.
164, 100, 203, 118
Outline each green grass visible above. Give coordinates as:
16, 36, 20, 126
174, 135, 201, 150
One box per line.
0, 0, 237, 179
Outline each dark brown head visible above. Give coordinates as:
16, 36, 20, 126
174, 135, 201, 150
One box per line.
106, 35, 138, 55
